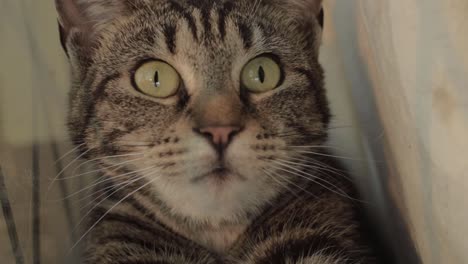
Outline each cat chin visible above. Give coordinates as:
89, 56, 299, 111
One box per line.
150, 171, 280, 226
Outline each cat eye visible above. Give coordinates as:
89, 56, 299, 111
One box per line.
241, 56, 282, 93
133, 61, 180, 98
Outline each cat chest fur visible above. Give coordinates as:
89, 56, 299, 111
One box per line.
188, 224, 247, 253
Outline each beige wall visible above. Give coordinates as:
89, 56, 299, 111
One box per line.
351, 1, 468, 263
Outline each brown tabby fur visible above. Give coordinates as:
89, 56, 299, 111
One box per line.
56, 0, 378, 263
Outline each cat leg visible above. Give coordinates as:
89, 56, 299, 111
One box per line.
228, 231, 375, 264
227, 186, 376, 264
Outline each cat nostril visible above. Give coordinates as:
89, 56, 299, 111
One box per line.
194, 126, 242, 147
200, 130, 214, 140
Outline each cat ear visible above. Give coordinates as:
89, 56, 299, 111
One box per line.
283, 0, 324, 55
287, 0, 323, 16
55, 0, 131, 52
286, 0, 324, 27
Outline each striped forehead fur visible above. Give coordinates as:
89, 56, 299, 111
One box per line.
59, 0, 324, 33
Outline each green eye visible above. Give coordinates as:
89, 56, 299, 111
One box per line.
134, 61, 180, 98
241, 56, 282, 93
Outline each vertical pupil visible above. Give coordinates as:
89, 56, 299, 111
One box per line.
154, 70, 160, 87
258, 66, 265, 83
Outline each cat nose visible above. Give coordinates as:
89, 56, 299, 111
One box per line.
194, 126, 242, 148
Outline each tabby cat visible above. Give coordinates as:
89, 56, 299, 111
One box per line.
56, 0, 379, 263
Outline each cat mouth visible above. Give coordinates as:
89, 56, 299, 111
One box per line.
191, 166, 244, 184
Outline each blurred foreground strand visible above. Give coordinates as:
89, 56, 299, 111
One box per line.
0, 166, 25, 264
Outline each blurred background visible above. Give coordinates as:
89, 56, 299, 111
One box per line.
1, 0, 467, 263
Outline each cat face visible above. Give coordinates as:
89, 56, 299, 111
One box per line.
58, 0, 328, 225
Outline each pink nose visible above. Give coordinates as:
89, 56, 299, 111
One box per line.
197, 126, 242, 147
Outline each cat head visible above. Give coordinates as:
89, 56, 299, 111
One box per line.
56, 0, 329, 226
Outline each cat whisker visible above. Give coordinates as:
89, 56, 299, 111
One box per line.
49, 147, 93, 181
327, 125, 356, 130
46, 147, 94, 196
263, 168, 317, 199
106, 139, 159, 144
274, 134, 300, 139
77, 168, 152, 212
72, 166, 122, 197
284, 145, 339, 149
273, 125, 327, 133
267, 160, 364, 203
47, 151, 145, 197
273, 131, 326, 140
287, 149, 381, 163
54, 142, 86, 164
50, 166, 157, 203
77, 166, 159, 211
272, 131, 301, 137
111, 144, 155, 148
68, 152, 145, 176
262, 168, 302, 199
59, 156, 144, 181
72, 167, 159, 234
69, 169, 161, 253
72, 182, 123, 208
288, 154, 348, 173
276, 156, 353, 182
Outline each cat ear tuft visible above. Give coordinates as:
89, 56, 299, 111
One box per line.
288, 0, 323, 16
283, 0, 324, 55
55, 0, 131, 48
285, 0, 324, 28
55, 0, 84, 33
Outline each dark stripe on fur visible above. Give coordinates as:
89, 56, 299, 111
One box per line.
124, 196, 160, 223
82, 74, 121, 140
99, 235, 220, 264
290, 122, 328, 145
168, 0, 198, 41
245, 195, 311, 236
122, 0, 146, 13
100, 129, 128, 155
293, 68, 330, 124
139, 26, 158, 48
218, 1, 235, 39
177, 86, 191, 110
91, 211, 163, 237
200, 6, 213, 39
98, 235, 168, 254
163, 24, 177, 54
184, 0, 221, 40
95, 185, 161, 225
238, 22, 253, 49
98, 220, 188, 250
92, 197, 197, 247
